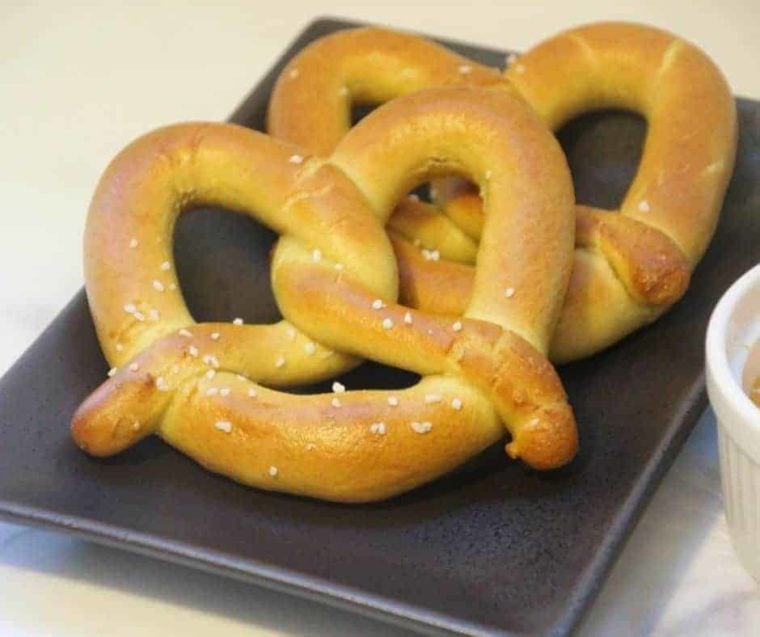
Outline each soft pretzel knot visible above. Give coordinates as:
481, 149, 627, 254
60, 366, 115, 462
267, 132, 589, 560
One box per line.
267, 22, 737, 362
71, 87, 577, 502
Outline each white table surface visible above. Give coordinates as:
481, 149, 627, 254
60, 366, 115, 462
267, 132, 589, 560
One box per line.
1, 2, 758, 635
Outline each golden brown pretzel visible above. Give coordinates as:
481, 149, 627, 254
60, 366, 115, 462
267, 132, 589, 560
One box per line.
72, 86, 577, 502
267, 22, 737, 362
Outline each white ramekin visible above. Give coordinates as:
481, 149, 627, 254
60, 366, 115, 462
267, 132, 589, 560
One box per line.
706, 262, 760, 582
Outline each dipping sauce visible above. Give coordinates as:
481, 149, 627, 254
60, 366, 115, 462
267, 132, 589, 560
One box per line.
752, 377, 760, 407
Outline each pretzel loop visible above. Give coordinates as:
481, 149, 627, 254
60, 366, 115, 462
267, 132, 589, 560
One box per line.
73, 122, 396, 470
458, 21, 737, 360
72, 87, 578, 502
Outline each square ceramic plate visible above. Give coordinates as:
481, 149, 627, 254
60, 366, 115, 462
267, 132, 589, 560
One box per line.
1, 18, 758, 637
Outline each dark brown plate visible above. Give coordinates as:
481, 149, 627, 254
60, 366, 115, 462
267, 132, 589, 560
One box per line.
0, 18, 758, 637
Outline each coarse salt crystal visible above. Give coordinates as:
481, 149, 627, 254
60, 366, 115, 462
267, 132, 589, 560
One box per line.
421, 248, 440, 262
214, 420, 232, 433
410, 421, 433, 434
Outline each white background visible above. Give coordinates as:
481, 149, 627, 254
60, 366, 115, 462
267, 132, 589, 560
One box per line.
0, 1, 759, 635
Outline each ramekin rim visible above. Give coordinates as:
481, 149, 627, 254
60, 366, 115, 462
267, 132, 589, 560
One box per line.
706, 263, 760, 437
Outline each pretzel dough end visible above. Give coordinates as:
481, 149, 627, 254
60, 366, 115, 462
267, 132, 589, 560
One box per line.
505, 406, 578, 470
71, 372, 159, 457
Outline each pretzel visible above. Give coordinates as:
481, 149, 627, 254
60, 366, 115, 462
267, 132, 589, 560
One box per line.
71, 86, 577, 502
267, 22, 737, 362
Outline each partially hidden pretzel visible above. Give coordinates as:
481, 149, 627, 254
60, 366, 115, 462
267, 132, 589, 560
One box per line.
72, 86, 577, 502
267, 22, 737, 362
